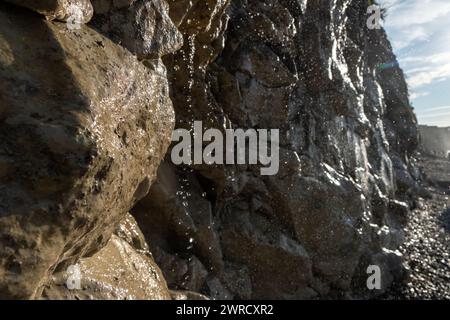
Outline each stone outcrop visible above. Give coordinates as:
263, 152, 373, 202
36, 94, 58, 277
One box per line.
41, 214, 171, 300
133, 0, 419, 299
0, 0, 421, 300
5, 0, 94, 23
90, 0, 183, 59
0, 2, 175, 299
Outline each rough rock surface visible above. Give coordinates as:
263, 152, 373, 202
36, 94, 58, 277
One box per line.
91, 0, 183, 59
1, 0, 424, 300
5, 0, 94, 23
133, 0, 420, 299
0, 3, 175, 299
41, 214, 171, 300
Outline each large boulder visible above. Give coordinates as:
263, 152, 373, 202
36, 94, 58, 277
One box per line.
41, 214, 172, 300
0, 3, 175, 299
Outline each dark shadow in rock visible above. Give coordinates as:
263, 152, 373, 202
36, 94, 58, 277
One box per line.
439, 208, 450, 233
87, 1, 183, 60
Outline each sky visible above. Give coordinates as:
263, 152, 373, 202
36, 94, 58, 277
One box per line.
378, 0, 450, 127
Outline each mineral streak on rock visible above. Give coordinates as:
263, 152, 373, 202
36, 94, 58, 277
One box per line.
42, 214, 172, 300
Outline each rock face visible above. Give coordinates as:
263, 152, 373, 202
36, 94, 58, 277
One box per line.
133, 0, 419, 299
90, 0, 183, 59
5, 0, 94, 23
419, 125, 450, 158
42, 214, 171, 300
0, 3, 175, 299
0, 0, 420, 300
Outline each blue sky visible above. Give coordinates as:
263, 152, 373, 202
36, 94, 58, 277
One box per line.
379, 0, 450, 127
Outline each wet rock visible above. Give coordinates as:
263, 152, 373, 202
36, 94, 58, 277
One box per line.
41, 234, 171, 300
5, 0, 94, 23
0, 4, 174, 299
170, 290, 209, 300
221, 262, 252, 300
162, 0, 231, 128
153, 249, 209, 293
90, 0, 134, 14
91, 0, 183, 59
132, 162, 223, 290
221, 228, 314, 299
1, 0, 423, 301
167, 0, 229, 33
268, 166, 366, 291
139, 0, 420, 299
115, 213, 151, 255
41, 214, 172, 300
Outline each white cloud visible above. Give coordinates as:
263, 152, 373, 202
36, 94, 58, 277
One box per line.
410, 91, 430, 100
380, 0, 450, 92
389, 26, 429, 51
407, 63, 450, 89
401, 52, 450, 66
382, 0, 450, 26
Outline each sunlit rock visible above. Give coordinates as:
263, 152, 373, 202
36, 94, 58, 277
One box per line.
0, 4, 174, 299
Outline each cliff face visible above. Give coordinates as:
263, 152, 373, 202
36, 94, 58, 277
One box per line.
0, 0, 419, 299
136, 0, 419, 299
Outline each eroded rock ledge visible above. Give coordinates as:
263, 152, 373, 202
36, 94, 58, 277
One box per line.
0, 0, 420, 299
